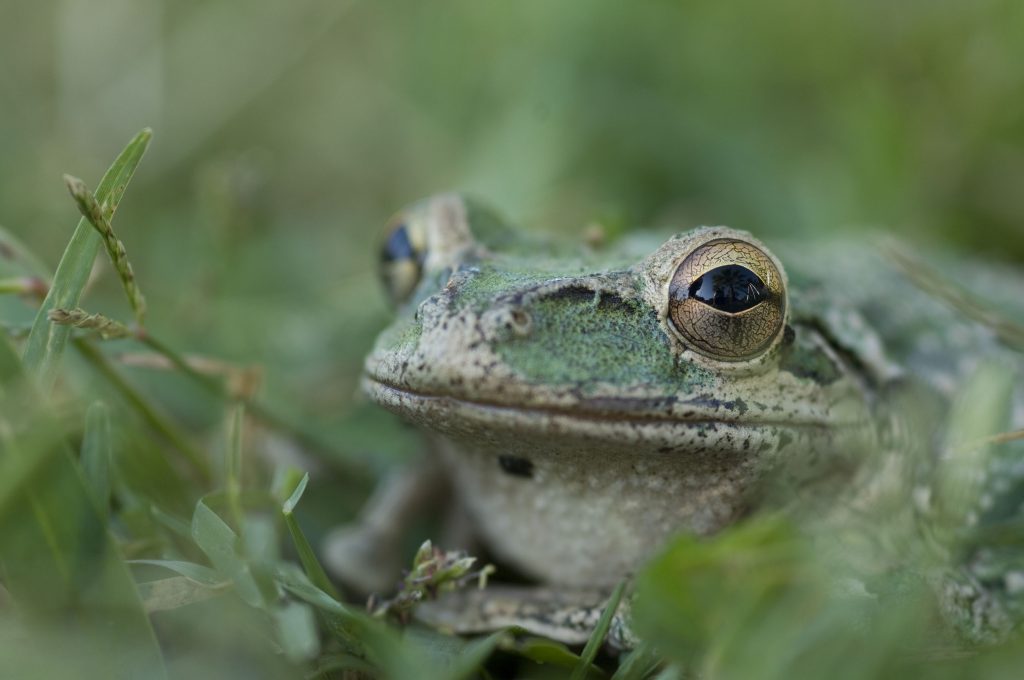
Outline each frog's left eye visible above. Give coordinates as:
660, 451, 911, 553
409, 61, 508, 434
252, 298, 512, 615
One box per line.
379, 218, 428, 305
667, 238, 786, 361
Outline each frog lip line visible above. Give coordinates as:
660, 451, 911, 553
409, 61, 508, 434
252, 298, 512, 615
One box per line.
362, 376, 860, 430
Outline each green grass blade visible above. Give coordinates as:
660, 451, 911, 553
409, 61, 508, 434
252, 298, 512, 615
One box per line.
149, 505, 194, 540
570, 580, 627, 680
226, 403, 245, 530
0, 338, 66, 518
75, 338, 211, 481
282, 472, 341, 599
80, 401, 112, 521
446, 630, 507, 680
503, 636, 584, 668
0, 334, 167, 679
610, 642, 661, 680
129, 558, 224, 586
277, 564, 435, 679
191, 497, 263, 607
137, 575, 227, 613
274, 600, 321, 663
22, 128, 152, 391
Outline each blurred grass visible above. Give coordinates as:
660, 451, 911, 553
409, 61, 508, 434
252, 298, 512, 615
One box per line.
2, 1, 1023, 468
0, 1, 1023, 678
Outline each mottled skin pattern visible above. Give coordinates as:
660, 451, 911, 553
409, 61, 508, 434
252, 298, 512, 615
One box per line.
362, 197, 871, 587
329, 194, 1024, 644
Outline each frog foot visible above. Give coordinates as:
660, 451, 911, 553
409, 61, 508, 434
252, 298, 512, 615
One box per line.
415, 584, 637, 650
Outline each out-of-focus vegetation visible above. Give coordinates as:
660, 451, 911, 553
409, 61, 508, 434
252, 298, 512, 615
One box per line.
1, 1, 1023, 678
3, 1, 1023, 453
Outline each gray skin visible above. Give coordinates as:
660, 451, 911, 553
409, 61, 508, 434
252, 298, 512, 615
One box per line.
326, 194, 1024, 644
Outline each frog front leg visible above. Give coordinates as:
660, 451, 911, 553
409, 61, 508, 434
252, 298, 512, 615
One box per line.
416, 584, 637, 650
323, 451, 465, 594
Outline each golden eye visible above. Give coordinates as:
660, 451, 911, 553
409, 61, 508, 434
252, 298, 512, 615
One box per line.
667, 238, 786, 361
379, 217, 428, 305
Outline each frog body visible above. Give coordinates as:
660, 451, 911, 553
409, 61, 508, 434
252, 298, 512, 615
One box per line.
328, 193, 1024, 642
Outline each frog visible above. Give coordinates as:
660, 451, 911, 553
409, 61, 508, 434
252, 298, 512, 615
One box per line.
325, 193, 1024, 646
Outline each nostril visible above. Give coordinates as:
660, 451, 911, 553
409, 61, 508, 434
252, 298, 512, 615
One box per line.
508, 308, 533, 337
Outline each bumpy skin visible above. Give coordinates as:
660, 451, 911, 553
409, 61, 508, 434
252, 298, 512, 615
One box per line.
361, 195, 875, 586
339, 194, 1024, 644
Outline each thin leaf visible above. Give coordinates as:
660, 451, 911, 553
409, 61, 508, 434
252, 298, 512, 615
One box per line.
282, 472, 340, 599
276, 562, 363, 626
611, 642, 662, 680
23, 128, 151, 391
149, 505, 193, 540
570, 581, 627, 680
282, 470, 309, 515
276, 563, 378, 657
0, 334, 166, 678
274, 600, 321, 663
80, 402, 112, 521
502, 635, 584, 669
446, 630, 508, 680
935, 360, 1014, 532
0, 339, 66, 518
306, 653, 376, 678
649, 665, 685, 680
138, 576, 228, 613
226, 403, 244, 531
128, 558, 223, 586
75, 338, 211, 481
191, 498, 263, 606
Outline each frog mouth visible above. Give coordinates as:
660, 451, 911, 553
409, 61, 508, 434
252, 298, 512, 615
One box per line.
361, 374, 861, 432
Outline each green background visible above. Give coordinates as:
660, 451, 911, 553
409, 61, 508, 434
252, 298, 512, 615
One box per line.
2, 2, 1023, 676
3, 0, 1022, 457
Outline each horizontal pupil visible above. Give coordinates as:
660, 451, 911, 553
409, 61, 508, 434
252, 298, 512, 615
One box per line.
687, 264, 766, 313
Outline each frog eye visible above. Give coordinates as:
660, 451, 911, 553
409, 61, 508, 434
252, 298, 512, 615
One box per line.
667, 238, 786, 361
379, 217, 428, 305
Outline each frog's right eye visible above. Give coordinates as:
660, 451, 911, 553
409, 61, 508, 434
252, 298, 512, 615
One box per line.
667, 238, 787, 361
379, 218, 427, 305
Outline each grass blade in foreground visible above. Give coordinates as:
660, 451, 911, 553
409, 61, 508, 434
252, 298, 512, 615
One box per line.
22, 128, 151, 391
81, 401, 112, 521
282, 472, 340, 599
0, 335, 166, 679
570, 580, 627, 680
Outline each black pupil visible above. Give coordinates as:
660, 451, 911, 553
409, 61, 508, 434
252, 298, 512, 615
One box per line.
381, 224, 416, 263
687, 264, 767, 313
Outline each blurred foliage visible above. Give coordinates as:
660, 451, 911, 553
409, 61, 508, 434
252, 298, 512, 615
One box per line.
1, 1, 1023, 678
2, 0, 1023, 463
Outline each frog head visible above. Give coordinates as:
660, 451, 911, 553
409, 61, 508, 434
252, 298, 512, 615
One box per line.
365, 193, 872, 585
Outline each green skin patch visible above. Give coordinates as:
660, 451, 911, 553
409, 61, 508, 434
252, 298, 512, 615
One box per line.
361, 197, 878, 592
382, 255, 718, 396
494, 283, 716, 394
349, 193, 1024, 647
